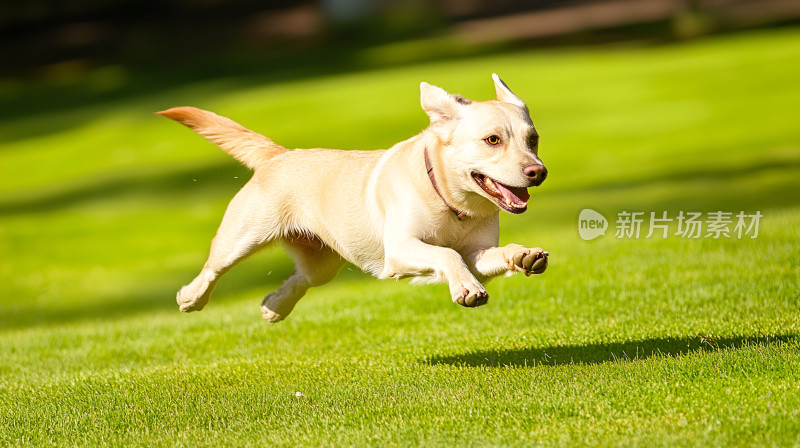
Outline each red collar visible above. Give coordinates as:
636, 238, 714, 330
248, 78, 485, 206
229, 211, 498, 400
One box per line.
424, 147, 468, 220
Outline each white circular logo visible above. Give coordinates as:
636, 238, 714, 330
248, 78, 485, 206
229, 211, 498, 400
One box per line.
578, 209, 608, 240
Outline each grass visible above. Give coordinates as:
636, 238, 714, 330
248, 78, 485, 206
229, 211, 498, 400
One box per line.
1, 27, 800, 446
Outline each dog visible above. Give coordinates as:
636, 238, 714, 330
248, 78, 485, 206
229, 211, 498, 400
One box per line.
158, 74, 548, 322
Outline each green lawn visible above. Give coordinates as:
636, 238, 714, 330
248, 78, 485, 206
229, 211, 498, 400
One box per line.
1, 28, 799, 447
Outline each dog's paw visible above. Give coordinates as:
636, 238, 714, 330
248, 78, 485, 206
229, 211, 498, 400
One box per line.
450, 277, 489, 308
506, 245, 549, 276
261, 305, 286, 323
176, 285, 210, 312
261, 291, 295, 323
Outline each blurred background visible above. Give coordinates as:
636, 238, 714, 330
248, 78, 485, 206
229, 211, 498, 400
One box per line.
2, 0, 799, 121
1, 0, 799, 328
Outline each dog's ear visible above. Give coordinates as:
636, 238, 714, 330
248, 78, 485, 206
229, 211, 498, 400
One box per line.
420, 82, 460, 125
492, 73, 527, 109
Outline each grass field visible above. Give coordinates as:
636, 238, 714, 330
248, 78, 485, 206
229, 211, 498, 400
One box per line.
1, 28, 799, 446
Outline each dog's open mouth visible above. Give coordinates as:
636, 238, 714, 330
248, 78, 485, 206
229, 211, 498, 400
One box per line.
472, 173, 530, 214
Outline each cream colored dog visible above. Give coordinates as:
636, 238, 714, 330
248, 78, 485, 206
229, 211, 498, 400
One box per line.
158, 74, 549, 322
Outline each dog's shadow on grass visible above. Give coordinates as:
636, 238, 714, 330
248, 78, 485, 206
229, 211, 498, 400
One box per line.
424, 334, 796, 368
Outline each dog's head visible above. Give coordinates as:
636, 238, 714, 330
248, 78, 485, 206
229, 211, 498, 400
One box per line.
421, 74, 546, 215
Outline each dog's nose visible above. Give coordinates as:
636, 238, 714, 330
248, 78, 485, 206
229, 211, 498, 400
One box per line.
523, 164, 548, 186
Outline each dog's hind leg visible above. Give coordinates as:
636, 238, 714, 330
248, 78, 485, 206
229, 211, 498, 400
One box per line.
177, 185, 277, 312
261, 235, 344, 322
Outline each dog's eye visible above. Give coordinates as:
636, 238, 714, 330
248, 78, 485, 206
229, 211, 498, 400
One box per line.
484, 135, 502, 146
529, 135, 539, 147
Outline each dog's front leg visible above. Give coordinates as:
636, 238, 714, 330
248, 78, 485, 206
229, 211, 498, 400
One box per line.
468, 244, 549, 279
381, 237, 488, 307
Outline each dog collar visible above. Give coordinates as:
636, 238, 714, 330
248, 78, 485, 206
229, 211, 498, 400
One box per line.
424, 147, 468, 220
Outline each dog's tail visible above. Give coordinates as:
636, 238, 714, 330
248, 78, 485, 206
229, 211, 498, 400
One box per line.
157, 106, 287, 170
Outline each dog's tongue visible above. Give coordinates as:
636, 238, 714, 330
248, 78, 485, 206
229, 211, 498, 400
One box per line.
496, 182, 530, 205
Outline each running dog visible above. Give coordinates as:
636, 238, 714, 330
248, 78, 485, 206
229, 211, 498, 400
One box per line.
158, 74, 549, 322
